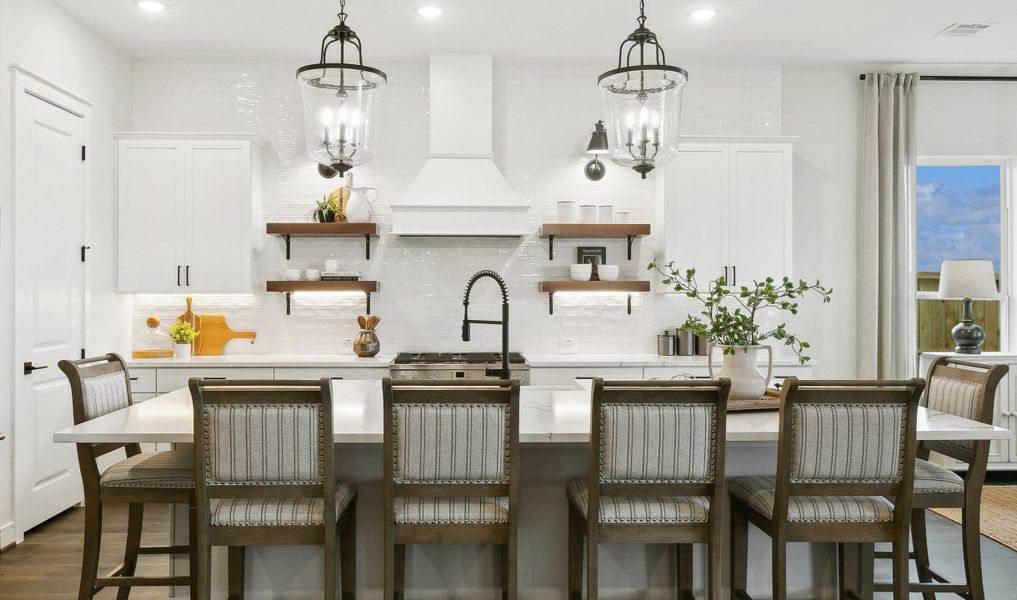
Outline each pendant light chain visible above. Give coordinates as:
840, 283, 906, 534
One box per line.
637, 0, 646, 28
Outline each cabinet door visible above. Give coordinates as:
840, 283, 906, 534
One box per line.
117, 139, 185, 292
184, 140, 252, 292
727, 143, 793, 285
992, 372, 1012, 464
661, 144, 729, 282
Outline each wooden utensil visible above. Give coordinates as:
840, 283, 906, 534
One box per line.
358, 315, 367, 329
178, 297, 194, 325
192, 313, 256, 355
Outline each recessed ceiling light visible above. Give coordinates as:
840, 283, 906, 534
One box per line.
136, 1, 166, 13
417, 6, 442, 18
689, 8, 717, 21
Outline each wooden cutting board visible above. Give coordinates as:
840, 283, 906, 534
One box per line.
177, 296, 195, 325
192, 313, 256, 356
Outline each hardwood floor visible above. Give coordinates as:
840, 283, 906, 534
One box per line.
0, 504, 173, 600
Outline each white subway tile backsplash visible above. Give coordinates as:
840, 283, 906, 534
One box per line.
131, 61, 782, 356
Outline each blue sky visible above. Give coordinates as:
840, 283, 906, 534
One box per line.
916, 165, 1001, 272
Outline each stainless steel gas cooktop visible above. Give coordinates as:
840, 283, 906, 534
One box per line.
389, 352, 530, 384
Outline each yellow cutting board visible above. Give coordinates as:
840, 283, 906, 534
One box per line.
192, 313, 256, 356
178, 296, 195, 325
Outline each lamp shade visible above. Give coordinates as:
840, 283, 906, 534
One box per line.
938, 259, 999, 300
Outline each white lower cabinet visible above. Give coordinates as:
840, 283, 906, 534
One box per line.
529, 367, 644, 386
644, 364, 813, 385
128, 368, 156, 394
155, 368, 274, 393
273, 368, 388, 380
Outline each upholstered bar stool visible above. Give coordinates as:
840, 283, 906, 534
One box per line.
189, 378, 357, 600
567, 378, 731, 600
382, 378, 520, 600
728, 378, 925, 600
58, 353, 196, 600
869, 357, 1007, 599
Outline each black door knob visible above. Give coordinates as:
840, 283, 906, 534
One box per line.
24, 362, 48, 375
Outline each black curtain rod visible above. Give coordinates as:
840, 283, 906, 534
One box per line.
858, 74, 1017, 82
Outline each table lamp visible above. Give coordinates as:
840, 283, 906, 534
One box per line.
938, 259, 999, 354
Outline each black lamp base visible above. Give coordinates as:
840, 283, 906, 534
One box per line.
951, 297, 985, 354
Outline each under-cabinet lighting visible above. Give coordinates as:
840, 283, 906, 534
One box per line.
417, 6, 443, 18
137, 1, 167, 13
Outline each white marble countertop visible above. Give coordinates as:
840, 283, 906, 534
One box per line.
55, 380, 1008, 445
128, 353, 810, 369
127, 354, 396, 368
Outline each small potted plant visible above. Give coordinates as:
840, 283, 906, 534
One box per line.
169, 320, 199, 358
314, 195, 337, 223
650, 261, 832, 399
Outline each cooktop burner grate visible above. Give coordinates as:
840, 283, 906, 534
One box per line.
393, 352, 528, 365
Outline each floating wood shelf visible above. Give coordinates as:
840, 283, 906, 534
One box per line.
266, 223, 379, 260
539, 224, 651, 261
538, 280, 651, 315
266, 280, 378, 315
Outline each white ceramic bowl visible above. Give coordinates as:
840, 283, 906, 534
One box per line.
597, 265, 620, 281
570, 263, 592, 281
282, 268, 301, 281
304, 268, 321, 281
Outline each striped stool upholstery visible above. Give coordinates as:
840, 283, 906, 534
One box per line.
729, 378, 924, 600
190, 378, 357, 600
866, 358, 1009, 599
383, 379, 520, 600
59, 353, 196, 600
568, 379, 731, 600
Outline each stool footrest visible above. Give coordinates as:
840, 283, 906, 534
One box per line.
873, 581, 970, 594
94, 575, 190, 589
138, 544, 190, 555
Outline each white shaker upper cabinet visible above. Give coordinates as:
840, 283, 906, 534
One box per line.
657, 140, 793, 288
117, 134, 259, 293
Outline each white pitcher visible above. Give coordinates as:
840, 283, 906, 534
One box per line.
345, 186, 378, 223
706, 343, 773, 399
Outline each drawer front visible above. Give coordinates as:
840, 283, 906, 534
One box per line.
132, 393, 156, 404
274, 367, 388, 381
643, 365, 813, 385
529, 367, 643, 386
127, 368, 157, 393
156, 368, 274, 392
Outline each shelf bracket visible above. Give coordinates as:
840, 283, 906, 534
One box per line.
627, 235, 635, 261
547, 235, 555, 261
366, 292, 372, 314
285, 292, 292, 315
627, 293, 632, 314
283, 234, 292, 260
548, 291, 554, 315
364, 234, 372, 260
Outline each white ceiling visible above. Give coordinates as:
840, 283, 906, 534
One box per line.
52, 0, 1017, 65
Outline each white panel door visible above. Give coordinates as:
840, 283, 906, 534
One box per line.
727, 144, 793, 286
117, 139, 185, 291
991, 373, 1011, 464
663, 144, 729, 283
184, 140, 252, 292
14, 88, 86, 532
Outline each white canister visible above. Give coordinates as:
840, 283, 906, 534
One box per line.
598, 205, 613, 224
614, 211, 629, 224
557, 201, 579, 223
282, 268, 302, 281
304, 269, 321, 281
580, 205, 597, 224
324, 259, 340, 272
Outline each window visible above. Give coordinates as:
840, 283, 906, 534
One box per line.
916, 160, 1009, 354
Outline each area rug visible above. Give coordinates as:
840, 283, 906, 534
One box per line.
931, 485, 1017, 552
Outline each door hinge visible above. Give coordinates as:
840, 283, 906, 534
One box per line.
81, 145, 86, 161
80, 245, 91, 262
81, 348, 86, 359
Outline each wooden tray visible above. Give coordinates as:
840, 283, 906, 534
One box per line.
728, 389, 782, 412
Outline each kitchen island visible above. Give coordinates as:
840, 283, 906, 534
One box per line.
55, 380, 1009, 599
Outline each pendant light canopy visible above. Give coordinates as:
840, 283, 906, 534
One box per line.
597, 0, 687, 179
297, 0, 387, 179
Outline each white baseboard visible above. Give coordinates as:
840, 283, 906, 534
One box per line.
0, 521, 16, 551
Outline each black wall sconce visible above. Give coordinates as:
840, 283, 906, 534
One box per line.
584, 120, 609, 181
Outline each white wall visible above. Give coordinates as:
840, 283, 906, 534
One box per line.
130, 61, 811, 360
0, 0, 132, 544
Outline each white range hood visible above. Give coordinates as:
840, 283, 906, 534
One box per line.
391, 53, 529, 236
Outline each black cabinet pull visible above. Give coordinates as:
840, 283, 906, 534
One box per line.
186, 265, 190, 286
724, 266, 729, 284
129, 377, 139, 381
732, 265, 737, 286
177, 265, 181, 286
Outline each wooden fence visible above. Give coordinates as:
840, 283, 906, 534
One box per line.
917, 272, 1001, 353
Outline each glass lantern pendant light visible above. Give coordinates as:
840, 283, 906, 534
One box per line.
297, 0, 387, 179
597, 0, 688, 179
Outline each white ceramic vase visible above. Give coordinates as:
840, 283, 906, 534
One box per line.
345, 186, 378, 223
707, 343, 773, 399
175, 343, 192, 359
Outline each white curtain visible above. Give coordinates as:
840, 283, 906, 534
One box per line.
858, 73, 919, 379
